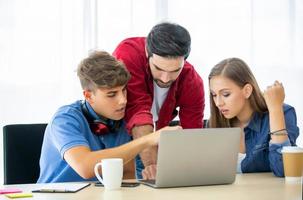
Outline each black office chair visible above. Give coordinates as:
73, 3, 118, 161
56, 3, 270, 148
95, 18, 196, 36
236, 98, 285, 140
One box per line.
3, 123, 47, 184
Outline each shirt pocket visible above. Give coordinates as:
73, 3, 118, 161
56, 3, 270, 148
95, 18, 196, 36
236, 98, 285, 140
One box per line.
252, 143, 268, 155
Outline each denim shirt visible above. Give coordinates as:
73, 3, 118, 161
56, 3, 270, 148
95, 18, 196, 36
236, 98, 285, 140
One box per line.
241, 104, 299, 177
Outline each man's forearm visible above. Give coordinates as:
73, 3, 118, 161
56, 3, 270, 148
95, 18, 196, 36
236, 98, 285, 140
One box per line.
123, 159, 136, 179
64, 132, 155, 179
132, 125, 158, 166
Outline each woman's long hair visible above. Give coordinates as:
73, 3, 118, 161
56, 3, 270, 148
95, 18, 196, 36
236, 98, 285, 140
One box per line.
208, 58, 267, 128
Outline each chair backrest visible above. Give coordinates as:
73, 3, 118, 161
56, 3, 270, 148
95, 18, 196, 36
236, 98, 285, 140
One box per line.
3, 123, 47, 184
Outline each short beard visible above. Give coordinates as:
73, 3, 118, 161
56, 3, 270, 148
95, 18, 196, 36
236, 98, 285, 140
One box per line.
154, 79, 173, 88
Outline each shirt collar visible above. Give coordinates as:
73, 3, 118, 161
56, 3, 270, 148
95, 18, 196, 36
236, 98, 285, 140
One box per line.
84, 101, 103, 121
245, 112, 263, 133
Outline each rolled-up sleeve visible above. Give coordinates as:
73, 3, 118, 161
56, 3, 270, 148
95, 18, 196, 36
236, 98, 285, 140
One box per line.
268, 139, 291, 177
268, 106, 300, 177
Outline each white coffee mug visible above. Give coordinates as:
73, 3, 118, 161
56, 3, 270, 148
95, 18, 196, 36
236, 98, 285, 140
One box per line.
94, 158, 123, 190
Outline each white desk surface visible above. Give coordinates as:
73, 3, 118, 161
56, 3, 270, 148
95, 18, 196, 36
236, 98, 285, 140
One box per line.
0, 173, 301, 200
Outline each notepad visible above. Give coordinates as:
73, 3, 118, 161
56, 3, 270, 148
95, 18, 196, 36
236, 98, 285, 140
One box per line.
32, 183, 90, 193
5, 193, 33, 198
0, 188, 22, 194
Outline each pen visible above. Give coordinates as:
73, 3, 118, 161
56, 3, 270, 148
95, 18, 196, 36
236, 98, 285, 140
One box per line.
32, 189, 71, 193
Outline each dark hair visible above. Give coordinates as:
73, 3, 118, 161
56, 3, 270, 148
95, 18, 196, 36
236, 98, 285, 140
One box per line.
146, 22, 191, 59
208, 58, 267, 128
77, 51, 131, 91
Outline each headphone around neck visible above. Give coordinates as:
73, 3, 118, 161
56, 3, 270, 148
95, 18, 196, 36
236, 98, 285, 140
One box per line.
81, 101, 121, 135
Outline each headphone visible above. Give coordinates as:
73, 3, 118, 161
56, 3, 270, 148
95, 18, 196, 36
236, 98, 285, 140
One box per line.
81, 101, 121, 135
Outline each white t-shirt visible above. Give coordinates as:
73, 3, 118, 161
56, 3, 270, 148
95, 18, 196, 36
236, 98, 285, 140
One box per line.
151, 81, 170, 122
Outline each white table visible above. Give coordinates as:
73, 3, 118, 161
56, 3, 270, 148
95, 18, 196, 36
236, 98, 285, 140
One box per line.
0, 173, 301, 200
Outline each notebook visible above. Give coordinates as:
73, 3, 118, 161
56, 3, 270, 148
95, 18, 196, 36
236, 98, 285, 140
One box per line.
140, 128, 241, 188
32, 182, 90, 193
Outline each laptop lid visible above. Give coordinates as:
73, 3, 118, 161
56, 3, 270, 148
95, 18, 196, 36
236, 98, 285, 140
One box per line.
145, 128, 240, 188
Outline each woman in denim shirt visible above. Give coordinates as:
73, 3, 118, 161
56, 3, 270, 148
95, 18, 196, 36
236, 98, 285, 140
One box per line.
208, 58, 299, 177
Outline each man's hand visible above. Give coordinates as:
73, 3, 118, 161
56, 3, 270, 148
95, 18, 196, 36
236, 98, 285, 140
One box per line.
141, 126, 182, 179
148, 125, 183, 146
142, 164, 157, 180
132, 125, 157, 166
133, 125, 182, 179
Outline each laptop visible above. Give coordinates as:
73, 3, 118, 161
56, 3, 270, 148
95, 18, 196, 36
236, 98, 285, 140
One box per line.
140, 128, 241, 188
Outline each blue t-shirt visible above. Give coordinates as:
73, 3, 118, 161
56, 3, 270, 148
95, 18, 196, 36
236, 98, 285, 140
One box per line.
37, 100, 132, 183
241, 104, 299, 177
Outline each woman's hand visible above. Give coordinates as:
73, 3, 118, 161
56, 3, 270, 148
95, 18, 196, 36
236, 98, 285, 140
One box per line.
264, 81, 288, 144
263, 80, 285, 112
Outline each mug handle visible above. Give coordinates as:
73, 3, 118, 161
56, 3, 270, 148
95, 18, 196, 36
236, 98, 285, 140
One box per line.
94, 162, 104, 185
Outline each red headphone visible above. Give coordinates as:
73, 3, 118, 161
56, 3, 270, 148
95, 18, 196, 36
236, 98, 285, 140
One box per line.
81, 101, 121, 135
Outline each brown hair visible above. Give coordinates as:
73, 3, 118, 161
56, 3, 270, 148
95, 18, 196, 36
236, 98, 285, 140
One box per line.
77, 51, 130, 91
208, 58, 267, 128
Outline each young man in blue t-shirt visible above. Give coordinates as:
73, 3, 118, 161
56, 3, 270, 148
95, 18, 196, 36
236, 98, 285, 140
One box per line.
38, 51, 180, 183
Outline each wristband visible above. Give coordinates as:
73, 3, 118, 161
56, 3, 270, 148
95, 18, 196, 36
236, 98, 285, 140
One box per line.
269, 128, 288, 135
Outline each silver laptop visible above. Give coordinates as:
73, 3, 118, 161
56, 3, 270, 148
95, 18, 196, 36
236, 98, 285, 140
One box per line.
140, 128, 241, 188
